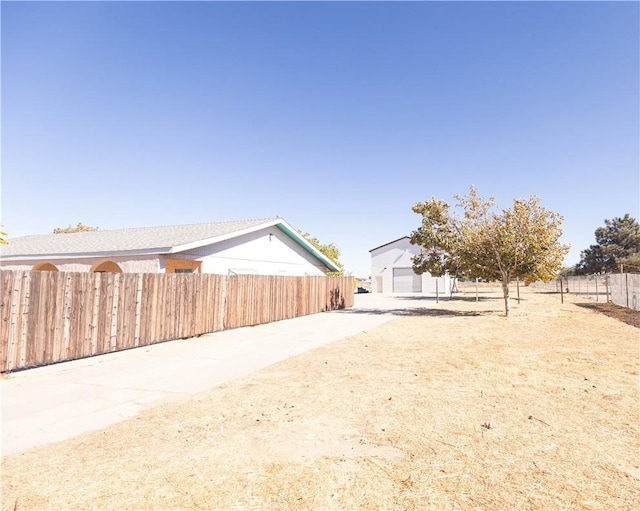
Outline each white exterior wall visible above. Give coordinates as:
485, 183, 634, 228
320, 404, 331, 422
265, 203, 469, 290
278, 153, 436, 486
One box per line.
370, 237, 451, 294
168, 227, 328, 276
0, 255, 160, 273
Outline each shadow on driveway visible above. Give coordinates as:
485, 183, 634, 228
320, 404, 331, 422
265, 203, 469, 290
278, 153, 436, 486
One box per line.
336, 307, 483, 318
392, 295, 498, 303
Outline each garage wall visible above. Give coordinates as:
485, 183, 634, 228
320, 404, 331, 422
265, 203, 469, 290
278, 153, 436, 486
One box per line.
370, 237, 451, 294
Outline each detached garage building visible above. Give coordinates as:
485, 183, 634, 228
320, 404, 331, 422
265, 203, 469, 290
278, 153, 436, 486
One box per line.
370, 237, 451, 294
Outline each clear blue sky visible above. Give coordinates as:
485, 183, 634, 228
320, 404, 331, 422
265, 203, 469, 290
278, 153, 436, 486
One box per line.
2, 1, 638, 277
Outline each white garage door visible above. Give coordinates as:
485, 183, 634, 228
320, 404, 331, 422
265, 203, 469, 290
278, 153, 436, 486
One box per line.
393, 268, 422, 293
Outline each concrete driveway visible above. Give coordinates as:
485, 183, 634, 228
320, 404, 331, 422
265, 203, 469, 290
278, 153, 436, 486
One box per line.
1, 293, 435, 456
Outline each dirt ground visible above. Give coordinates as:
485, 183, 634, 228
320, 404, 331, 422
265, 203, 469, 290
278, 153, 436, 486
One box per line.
2, 288, 639, 510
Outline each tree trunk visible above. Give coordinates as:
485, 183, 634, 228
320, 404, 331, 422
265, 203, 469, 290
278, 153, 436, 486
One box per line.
502, 278, 511, 317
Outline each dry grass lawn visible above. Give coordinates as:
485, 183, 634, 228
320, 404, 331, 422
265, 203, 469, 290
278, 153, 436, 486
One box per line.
2, 288, 639, 510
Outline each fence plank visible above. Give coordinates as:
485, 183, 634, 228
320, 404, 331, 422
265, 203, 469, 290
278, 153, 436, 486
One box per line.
81, 273, 94, 359
125, 273, 138, 349
133, 273, 143, 347
109, 274, 120, 352
26, 272, 42, 367
147, 274, 159, 344
211, 275, 222, 332
68, 272, 82, 361
34, 272, 51, 366
0, 272, 7, 369
52, 273, 67, 363
89, 273, 101, 356
17, 272, 32, 368
60, 272, 74, 361
0, 271, 13, 371
6, 272, 22, 371
46, 272, 61, 364
98, 273, 111, 355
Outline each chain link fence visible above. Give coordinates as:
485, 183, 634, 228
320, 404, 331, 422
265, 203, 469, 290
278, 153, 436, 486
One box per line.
532, 273, 640, 311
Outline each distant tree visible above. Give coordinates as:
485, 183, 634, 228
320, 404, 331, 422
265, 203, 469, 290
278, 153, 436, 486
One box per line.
53, 222, 99, 234
558, 266, 578, 277
299, 231, 344, 276
0, 230, 7, 244
620, 253, 640, 273
410, 187, 568, 316
575, 214, 640, 274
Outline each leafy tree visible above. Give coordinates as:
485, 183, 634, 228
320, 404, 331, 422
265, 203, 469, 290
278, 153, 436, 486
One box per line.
575, 214, 640, 274
299, 231, 344, 276
53, 222, 99, 234
410, 187, 568, 316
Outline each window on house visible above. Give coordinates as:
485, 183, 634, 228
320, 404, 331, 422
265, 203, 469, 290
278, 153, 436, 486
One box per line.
32, 262, 59, 272
165, 259, 201, 273
90, 261, 123, 273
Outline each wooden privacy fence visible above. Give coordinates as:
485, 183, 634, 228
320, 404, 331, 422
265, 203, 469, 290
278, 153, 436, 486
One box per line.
0, 271, 354, 372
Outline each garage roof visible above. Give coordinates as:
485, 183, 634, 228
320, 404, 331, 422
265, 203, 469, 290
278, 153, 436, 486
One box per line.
369, 236, 410, 252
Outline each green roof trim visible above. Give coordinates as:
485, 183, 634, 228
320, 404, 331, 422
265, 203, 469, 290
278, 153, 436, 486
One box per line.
275, 222, 341, 273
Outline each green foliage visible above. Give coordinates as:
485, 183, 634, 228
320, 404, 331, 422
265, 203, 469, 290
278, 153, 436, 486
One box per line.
299, 231, 344, 276
53, 222, 99, 234
411, 187, 569, 316
575, 214, 640, 274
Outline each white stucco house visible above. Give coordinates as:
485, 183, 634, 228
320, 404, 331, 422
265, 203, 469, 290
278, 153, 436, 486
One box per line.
370, 236, 451, 294
0, 217, 340, 276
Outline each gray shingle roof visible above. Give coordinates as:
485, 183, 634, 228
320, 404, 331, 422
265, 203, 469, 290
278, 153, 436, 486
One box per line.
0, 218, 279, 258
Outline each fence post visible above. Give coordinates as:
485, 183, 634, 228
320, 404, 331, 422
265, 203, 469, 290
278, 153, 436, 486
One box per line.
560, 278, 564, 304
